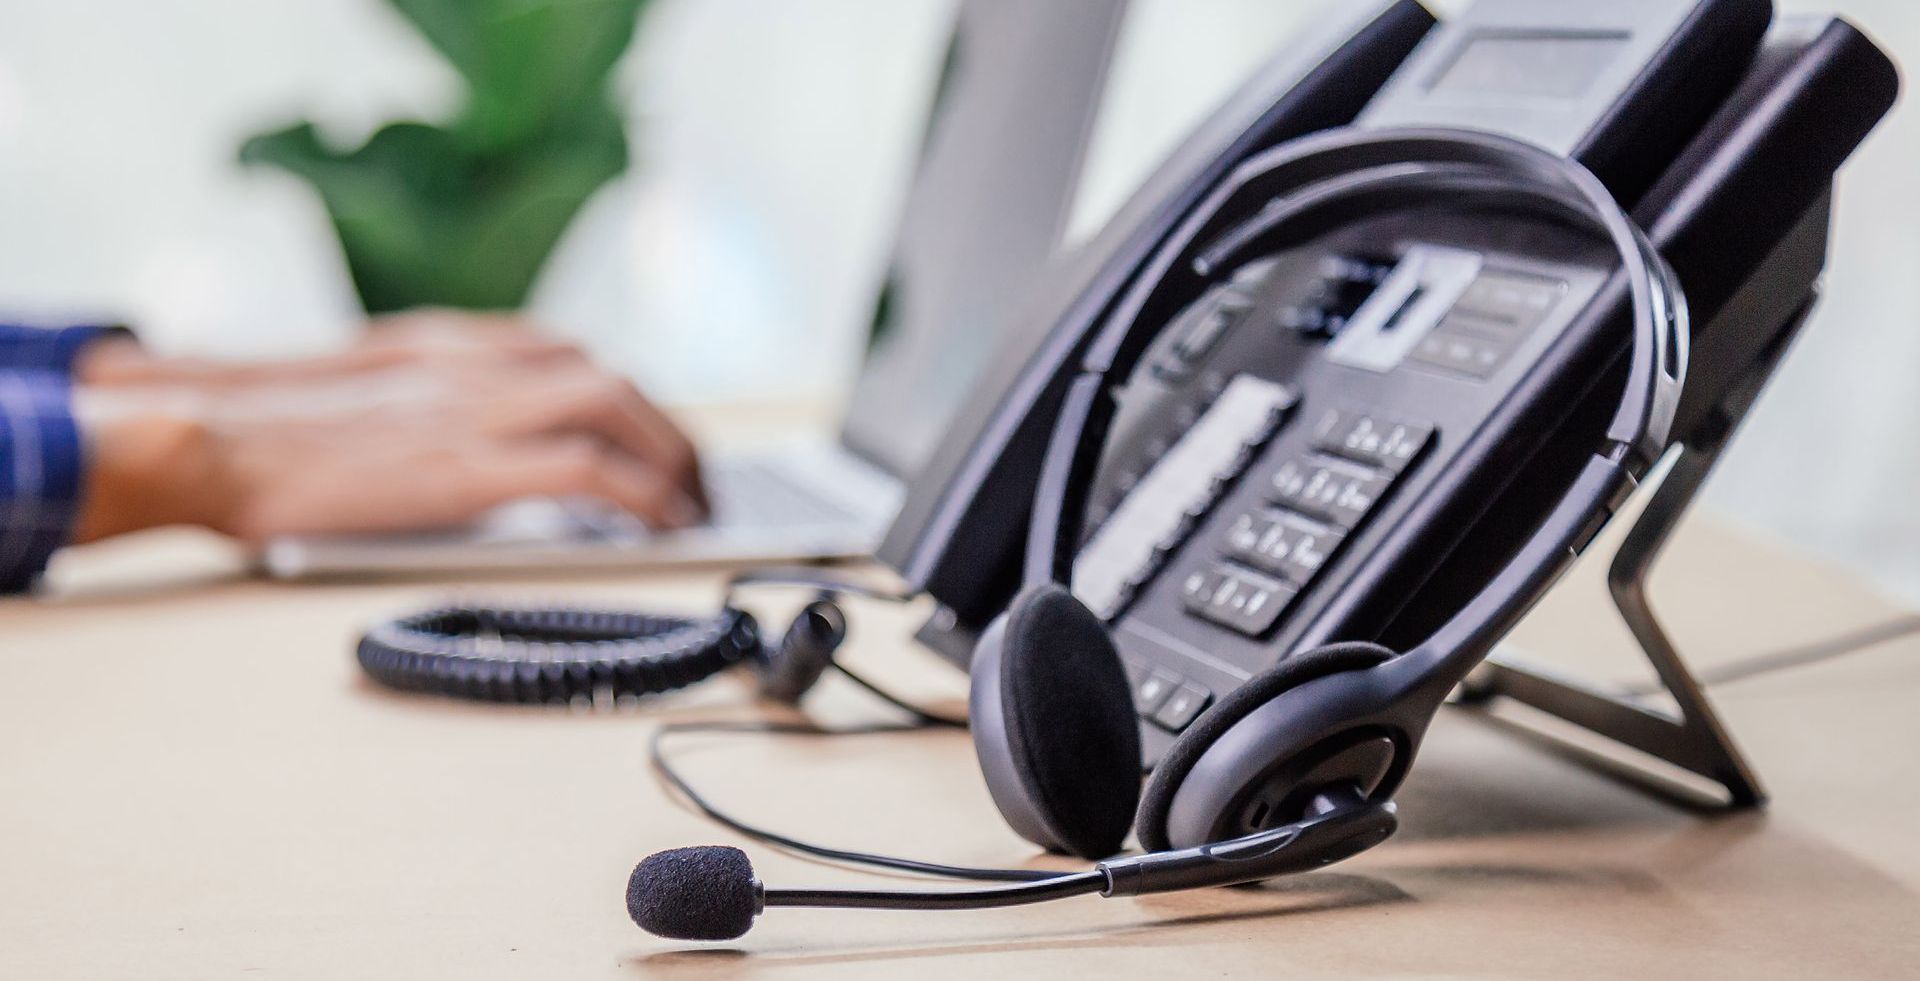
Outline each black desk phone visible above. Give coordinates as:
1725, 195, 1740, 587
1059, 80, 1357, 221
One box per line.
881, 0, 1896, 777
615, 1, 1897, 938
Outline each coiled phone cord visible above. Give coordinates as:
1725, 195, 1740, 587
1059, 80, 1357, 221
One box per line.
357, 605, 762, 703
355, 567, 925, 705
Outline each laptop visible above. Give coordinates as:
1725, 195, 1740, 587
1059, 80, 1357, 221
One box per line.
260, 1, 1143, 579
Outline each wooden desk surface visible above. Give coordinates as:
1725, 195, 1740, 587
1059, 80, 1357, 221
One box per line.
2, 513, 1917, 979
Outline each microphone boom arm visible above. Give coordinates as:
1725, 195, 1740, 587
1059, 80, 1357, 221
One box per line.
761, 785, 1396, 912
764, 871, 1108, 912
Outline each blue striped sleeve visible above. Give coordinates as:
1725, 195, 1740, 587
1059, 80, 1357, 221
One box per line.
0, 371, 87, 592
0, 324, 120, 375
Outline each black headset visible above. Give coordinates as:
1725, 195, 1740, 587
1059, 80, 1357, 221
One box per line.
625, 127, 1687, 942
971, 126, 1684, 859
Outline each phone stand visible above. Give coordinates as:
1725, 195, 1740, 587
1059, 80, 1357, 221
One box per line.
1452, 298, 1819, 809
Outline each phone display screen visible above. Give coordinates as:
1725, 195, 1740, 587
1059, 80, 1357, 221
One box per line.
1428, 31, 1629, 100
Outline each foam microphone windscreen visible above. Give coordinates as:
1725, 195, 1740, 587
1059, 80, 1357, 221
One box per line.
627, 846, 760, 941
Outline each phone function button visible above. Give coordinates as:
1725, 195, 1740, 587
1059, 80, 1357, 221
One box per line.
1231, 257, 1282, 289
1408, 328, 1518, 380
1153, 290, 1255, 379
1280, 254, 1395, 341
1437, 310, 1524, 339
1456, 269, 1566, 328
1181, 564, 1296, 637
1152, 684, 1213, 732
1133, 670, 1181, 714
1076, 376, 1296, 622
1267, 458, 1393, 529
1278, 305, 1332, 335
1175, 564, 1221, 602
1312, 411, 1434, 473
1320, 254, 1396, 286
1224, 510, 1347, 586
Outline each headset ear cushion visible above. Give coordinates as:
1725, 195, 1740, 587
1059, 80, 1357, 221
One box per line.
982, 584, 1142, 859
1135, 641, 1395, 852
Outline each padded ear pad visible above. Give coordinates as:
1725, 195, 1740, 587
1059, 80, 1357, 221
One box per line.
969, 584, 1141, 859
1135, 641, 1395, 852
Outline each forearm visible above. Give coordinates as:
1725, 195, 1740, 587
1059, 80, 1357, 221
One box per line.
68, 388, 226, 544
69, 336, 383, 389
1, 314, 706, 563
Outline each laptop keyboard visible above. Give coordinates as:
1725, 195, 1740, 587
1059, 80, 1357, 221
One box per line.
705, 459, 859, 529
554, 458, 858, 541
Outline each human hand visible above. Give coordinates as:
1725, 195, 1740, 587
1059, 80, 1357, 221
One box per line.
71, 345, 706, 545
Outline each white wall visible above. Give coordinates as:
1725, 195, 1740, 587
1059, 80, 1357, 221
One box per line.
536, 0, 953, 404
0, 0, 454, 355
0, 0, 1914, 604
1705, 2, 1920, 604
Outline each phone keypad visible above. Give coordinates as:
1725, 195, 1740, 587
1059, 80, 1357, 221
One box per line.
1186, 406, 1437, 639
1119, 245, 1583, 746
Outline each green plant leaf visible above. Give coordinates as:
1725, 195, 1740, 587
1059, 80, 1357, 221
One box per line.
241, 0, 649, 312
242, 107, 626, 312
389, 0, 647, 151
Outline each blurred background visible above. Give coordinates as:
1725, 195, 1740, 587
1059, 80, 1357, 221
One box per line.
0, 0, 1913, 602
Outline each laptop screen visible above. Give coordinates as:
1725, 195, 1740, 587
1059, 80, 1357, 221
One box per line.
839, 0, 1337, 481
